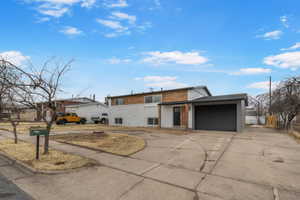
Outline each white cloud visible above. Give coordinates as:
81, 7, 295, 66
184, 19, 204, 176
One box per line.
280, 15, 289, 28
25, 0, 96, 18
38, 7, 69, 18
247, 81, 279, 90
35, 0, 81, 4
60, 26, 82, 35
96, 19, 127, 32
81, 0, 96, 8
230, 68, 272, 75
263, 51, 300, 71
111, 12, 136, 24
105, 0, 128, 8
106, 57, 131, 64
135, 76, 188, 89
97, 18, 131, 37
257, 30, 283, 40
142, 51, 208, 65
280, 42, 300, 51
0, 51, 30, 66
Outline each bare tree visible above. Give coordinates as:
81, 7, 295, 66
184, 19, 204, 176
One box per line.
5, 93, 23, 144
1, 59, 72, 153
0, 59, 24, 143
0, 60, 16, 116
270, 76, 300, 129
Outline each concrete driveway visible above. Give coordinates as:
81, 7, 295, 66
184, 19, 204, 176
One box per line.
0, 127, 300, 200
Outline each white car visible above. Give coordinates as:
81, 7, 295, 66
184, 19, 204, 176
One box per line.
91, 113, 109, 124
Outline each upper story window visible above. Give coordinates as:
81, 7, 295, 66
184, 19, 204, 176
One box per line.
144, 95, 161, 104
115, 98, 124, 105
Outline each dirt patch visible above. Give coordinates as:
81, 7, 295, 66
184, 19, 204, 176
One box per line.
51, 132, 146, 156
0, 139, 96, 171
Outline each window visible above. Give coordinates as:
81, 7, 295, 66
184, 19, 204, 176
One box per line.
102, 113, 108, 116
148, 117, 159, 125
144, 95, 161, 104
115, 98, 124, 105
115, 118, 123, 124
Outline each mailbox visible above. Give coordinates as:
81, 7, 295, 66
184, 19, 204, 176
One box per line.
29, 127, 49, 136
29, 127, 49, 160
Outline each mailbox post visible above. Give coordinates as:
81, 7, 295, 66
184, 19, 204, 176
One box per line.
29, 127, 49, 160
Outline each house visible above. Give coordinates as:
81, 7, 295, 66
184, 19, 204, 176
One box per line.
65, 102, 109, 123
36, 97, 95, 121
245, 107, 265, 125
106, 86, 248, 132
19, 108, 37, 121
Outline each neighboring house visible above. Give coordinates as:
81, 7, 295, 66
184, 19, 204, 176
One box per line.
106, 86, 248, 132
65, 102, 109, 123
245, 107, 265, 125
19, 108, 37, 121
36, 97, 95, 121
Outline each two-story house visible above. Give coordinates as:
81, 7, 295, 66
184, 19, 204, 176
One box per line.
106, 86, 248, 132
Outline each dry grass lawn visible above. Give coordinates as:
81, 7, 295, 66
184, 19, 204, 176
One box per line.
290, 131, 300, 143
51, 133, 145, 156
0, 139, 96, 171
0, 122, 192, 135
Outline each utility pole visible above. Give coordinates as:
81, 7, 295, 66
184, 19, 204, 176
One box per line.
269, 76, 272, 115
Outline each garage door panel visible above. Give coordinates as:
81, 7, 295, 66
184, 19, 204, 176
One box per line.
195, 104, 237, 131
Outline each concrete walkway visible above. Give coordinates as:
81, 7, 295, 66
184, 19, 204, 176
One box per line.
0, 127, 300, 200
0, 155, 33, 200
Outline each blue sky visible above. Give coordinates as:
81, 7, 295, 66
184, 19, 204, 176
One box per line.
1, 0, 300, 101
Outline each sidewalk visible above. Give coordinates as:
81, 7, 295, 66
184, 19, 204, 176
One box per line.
0, 155, 34, 200
0, 130, 208, 200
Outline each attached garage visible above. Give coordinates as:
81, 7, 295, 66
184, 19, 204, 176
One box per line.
159, 93, 248, 132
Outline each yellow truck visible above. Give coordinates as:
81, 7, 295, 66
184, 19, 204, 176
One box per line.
56, 113, 86, 125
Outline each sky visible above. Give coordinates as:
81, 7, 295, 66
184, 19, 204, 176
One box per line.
1, 0, 300, 102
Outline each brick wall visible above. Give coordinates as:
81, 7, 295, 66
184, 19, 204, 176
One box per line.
180, 104, 189, 128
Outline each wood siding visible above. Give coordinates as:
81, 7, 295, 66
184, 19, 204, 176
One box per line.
111, 89, 188, 106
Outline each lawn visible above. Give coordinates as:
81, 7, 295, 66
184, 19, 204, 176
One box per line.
51, 132, 146, 156
290, 130, 300, 143
0, 139, 96, 171
0, 122, 192, 135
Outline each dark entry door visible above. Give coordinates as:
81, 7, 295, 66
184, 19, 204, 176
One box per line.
173, 107, 181, 126
195, 104, 237, 131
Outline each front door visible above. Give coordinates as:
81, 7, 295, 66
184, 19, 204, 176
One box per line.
173, 107, 181, 126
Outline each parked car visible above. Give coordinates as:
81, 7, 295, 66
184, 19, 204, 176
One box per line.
56, 113, 86, 125
91, 113, 109, 124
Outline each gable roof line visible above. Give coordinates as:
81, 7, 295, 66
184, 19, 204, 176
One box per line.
65, 101, 107, 108
106, 86, 211, 99
159, 93, 248, 106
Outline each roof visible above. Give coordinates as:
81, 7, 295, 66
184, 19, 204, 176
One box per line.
37, 97, 95, 104
160, 93, 248, 106
53, 97, 95, 102
106, 86, 211, 99
65, 101, 107, 108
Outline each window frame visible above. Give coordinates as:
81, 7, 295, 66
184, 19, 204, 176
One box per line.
115, 98, 124, 105
115, 118, 123, 124
147, 117, 159, 126
144, 95, 162, 104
